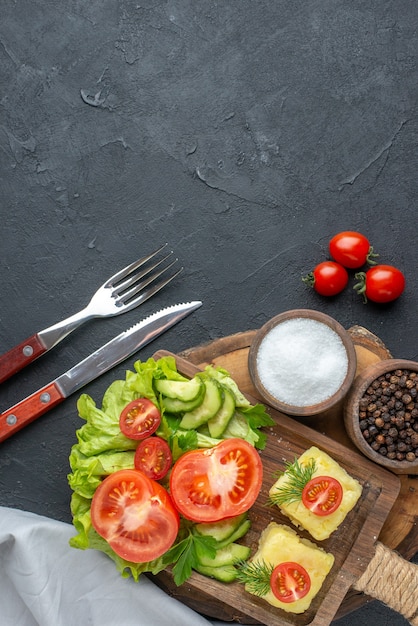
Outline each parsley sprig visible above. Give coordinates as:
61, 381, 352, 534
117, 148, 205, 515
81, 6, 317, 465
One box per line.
268, 457, 316, 507
162, 525, 218, 586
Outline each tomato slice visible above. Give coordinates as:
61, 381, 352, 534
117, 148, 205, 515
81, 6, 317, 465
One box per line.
301, 475, 343, 516
270, 562, 311, 603
119, 398, 161, 440
169, 438, 263, 523
90, 469, 179, 563
134, 436, 172, 481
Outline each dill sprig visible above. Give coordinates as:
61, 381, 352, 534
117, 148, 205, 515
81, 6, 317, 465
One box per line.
268, 457, 316, 507
235, 559, 273, 597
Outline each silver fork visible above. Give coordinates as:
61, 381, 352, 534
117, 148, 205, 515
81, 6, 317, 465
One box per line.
0, 244, 182, 383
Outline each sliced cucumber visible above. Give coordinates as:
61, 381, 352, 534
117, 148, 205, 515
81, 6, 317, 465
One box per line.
194, 563, 238, 583
217, 518, 251, 549
179, 378, 222, 429
155, 377, 203, 402
161, 383, 206, 413
197, 542, 250, 568
207, 386, 236, 438
194, 513, 248, 543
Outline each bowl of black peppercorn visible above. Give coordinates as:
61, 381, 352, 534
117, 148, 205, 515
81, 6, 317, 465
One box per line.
344, 359, 418, 474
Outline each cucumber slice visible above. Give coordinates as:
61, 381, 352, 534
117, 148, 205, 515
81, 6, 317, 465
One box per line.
161, 383, 206, 413
207, 386, 235, 438
194, 513, 247, 543
194, 563, 238, 583
155, 377, 203, 402
197, 542, 250, 568
217, 518, 251, 549
179, 378, 222, 429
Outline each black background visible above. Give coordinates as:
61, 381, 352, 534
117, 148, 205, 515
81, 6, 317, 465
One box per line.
1, 2, 417, 625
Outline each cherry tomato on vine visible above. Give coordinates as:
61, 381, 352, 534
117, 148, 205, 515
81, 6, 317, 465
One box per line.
302, 261, 348, 296
270, 562, 311, 603
169, 438, 263, 523
329, 231, 378, 269
301, 476, 343, 516
90, 469, 179, 563
134, 436, 172, 481
354, 265, 405, 303
119, 398, 161, 440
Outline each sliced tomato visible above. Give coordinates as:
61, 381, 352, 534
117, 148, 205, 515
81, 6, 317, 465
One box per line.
270, 562, 311, 603
301, 475, 343, 516
119, 398, 161, 440
134, 436, 172, 481
169, 438, 263, 523
90, 469, 179, 563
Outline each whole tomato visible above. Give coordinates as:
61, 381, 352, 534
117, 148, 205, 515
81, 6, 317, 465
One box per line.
329, 231, 378, 269
354, 265, 405, 303
302, 261, 348, 296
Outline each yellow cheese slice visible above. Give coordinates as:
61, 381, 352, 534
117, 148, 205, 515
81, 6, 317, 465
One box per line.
246, 522, 334, 613
269, 446, 362, 541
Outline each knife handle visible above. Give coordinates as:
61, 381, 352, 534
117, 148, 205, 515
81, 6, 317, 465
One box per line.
0, 382, 65, 442
0, 335, 47, 384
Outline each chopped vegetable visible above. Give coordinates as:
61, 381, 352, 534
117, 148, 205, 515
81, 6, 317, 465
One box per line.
68, 355, 273, 584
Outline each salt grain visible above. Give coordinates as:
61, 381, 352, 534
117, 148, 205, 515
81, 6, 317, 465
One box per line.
256, 317, 348, 407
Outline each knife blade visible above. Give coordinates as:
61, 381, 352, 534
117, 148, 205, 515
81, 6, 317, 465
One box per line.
0, 301, 202, 442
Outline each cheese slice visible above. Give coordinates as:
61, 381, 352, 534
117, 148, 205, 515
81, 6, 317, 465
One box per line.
246, 522, 334, 613
269, 446, 362, 541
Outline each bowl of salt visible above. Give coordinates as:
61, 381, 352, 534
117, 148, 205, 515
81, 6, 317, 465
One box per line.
248, 309, 357, 417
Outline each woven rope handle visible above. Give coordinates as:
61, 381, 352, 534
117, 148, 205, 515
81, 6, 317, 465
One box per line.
354, 542, 418, 625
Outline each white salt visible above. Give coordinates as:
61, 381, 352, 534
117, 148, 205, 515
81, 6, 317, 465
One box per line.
256, 318, 348, 407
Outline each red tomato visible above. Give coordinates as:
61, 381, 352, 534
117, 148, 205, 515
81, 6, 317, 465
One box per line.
90, 469, 179, 563
119, 398, 161, 440
329, 231, 375, 269
355, 265, 406, 303
270, 562, 311, 603
301, 476, 343, 516
169, 438, 263, 523
303, 261, 348, 296
134, 436, 172, 481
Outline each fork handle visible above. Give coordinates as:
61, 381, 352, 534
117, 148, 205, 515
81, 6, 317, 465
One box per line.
0, 335, 47, 384
0, 381, 65, 442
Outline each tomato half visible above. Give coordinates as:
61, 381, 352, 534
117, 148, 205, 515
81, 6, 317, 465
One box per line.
90, 469, 179, 563
270, 562, 311, 603
119, 398, 161, 440
357, 265, 406, 304
305, 261, 349, 296
301, 476, 343, 516
329, 231, 374, 269
169, 438, 263, 523
134, 436, 172, 481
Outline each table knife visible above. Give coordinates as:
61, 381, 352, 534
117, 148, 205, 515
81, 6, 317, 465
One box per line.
0, 301, 202, 442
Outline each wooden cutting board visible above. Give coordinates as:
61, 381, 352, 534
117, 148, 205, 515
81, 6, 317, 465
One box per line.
150, 325, 417, 625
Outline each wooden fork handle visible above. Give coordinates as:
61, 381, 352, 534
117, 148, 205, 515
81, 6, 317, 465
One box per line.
0, 335, 46, 384
0, 381, 65, 442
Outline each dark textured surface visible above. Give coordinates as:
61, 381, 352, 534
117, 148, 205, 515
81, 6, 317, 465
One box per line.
0, 1, 417, 624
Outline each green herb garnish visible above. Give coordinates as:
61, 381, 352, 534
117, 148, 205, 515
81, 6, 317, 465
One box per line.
236, 559, 273, 597
268, 457, 316, 507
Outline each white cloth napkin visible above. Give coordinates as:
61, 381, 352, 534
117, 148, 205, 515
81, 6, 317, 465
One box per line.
0, 506, 247, 626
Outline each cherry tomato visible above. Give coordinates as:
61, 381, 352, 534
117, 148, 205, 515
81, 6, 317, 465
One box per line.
90, 469, 179, 563
134, 436, 172, 481
329, 231, 376, 269
355, 265, 405, 303
301, 476, 343, 516
303, 261, 348, 296
270, 562, 311, 603
119, 398, 161, 440
169, 438, 263, 523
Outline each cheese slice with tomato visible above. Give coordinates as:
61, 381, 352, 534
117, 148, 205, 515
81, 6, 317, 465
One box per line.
269, 446, 362, 541
246, 522, 334, 613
